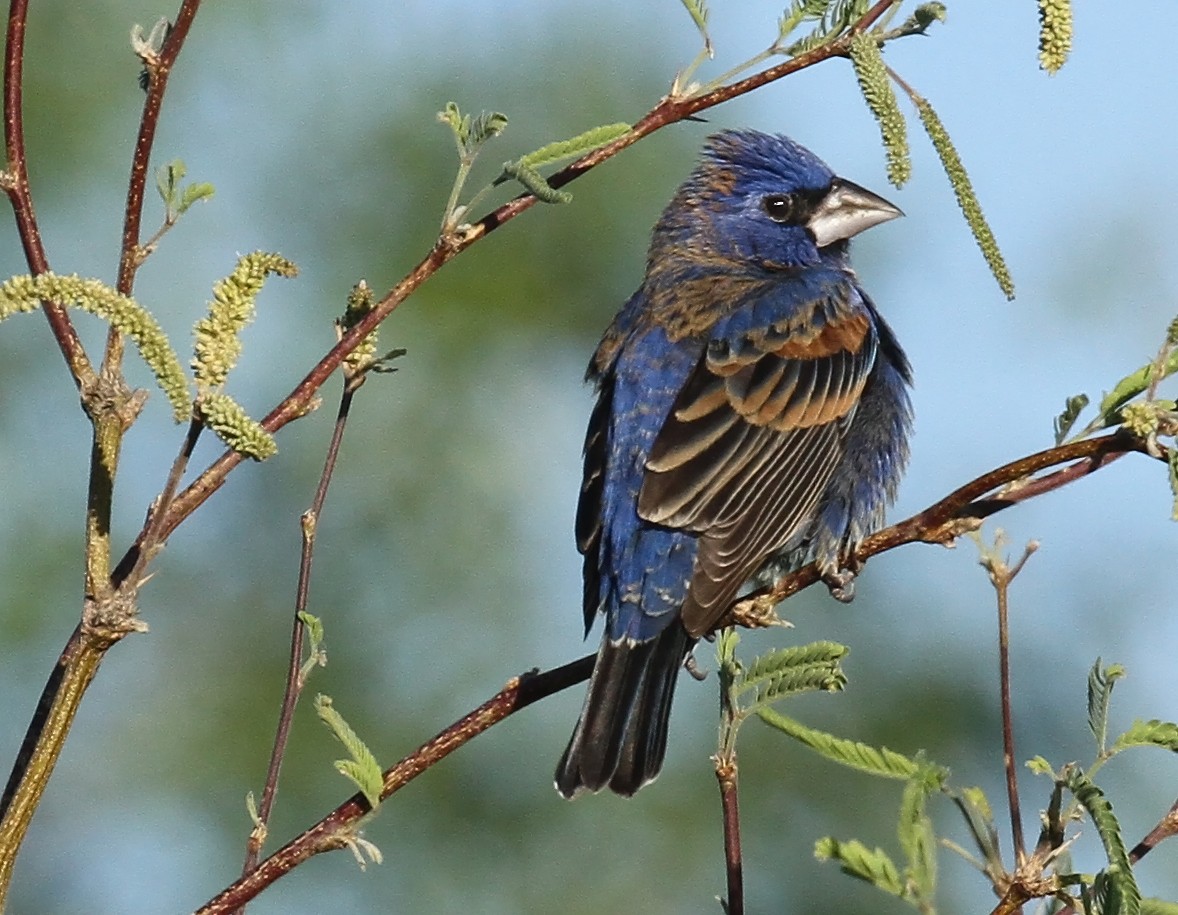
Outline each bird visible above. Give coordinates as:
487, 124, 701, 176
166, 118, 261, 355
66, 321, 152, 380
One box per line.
554, 129, 913, 798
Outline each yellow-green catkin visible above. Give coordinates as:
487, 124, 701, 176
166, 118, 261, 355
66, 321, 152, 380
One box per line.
0, 272, 190, 419
914, 97, 1015, 299
849, 33, 910, 189
1038, 0, 1073, 75
196, 391, 277, 460
192, 252, 297, 392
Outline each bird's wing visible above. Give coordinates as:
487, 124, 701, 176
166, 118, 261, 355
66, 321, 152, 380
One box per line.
638, 282, 878, 635
575, 372, 612, 634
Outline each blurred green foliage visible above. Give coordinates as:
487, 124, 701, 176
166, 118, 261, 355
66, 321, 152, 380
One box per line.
2, 2, 1177, 914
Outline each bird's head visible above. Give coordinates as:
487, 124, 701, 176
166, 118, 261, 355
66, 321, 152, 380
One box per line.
650, 130, 902, 274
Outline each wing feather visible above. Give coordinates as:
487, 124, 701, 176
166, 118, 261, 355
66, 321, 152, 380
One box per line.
638, 285, 879, 637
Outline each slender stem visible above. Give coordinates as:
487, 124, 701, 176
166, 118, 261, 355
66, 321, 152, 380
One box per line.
196, 654, 596, 913
191, 432, 1166, 908
0, 627, 110, 908
114, 0, 203, 300
0, 0, 206, 873
0, 419, 199, 904
1129, 797, 1178, 862
994, 560, 1024, 866
238, 388, 356, 891
1050, 797, 1178, 915
716, 755, 744, 915
95, 0, 203, 587
3, 0, 92, 383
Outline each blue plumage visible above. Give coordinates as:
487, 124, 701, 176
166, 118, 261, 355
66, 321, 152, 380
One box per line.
556, 130, 912, 797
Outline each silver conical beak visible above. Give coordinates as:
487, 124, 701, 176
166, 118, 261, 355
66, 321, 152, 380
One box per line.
808, 178, 903, 248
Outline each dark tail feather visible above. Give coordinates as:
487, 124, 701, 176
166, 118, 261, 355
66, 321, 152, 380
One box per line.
555, 624, 692, 798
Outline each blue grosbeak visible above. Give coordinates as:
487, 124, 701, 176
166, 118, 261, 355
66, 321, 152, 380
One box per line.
555, 129, 912, 798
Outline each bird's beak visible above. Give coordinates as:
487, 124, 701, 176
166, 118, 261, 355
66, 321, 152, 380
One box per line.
808, 178, 903, 248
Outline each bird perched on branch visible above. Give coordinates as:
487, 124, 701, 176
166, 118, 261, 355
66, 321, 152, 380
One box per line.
555, 129, 912, 798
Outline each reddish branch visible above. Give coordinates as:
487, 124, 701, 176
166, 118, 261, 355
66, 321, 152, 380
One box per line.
716, 757, 744, 915
194, 432, 1166, 910
115, 0, 202, 300
3, 0, 92, 384
197, 655, 596, 914
236, 386, 357, 896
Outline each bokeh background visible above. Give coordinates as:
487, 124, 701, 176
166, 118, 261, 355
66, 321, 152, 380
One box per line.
2, 3, 1177, 913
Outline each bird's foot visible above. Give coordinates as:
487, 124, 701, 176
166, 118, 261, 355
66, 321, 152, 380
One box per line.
727, 594, 794, 630
821, 568, 857, 603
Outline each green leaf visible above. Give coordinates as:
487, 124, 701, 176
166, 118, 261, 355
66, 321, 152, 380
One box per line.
314, 694, 384, 809
814, 837, 905, 895
1087, 659, 1126, 754
178, 181, 215, 213
1054, 393, 1090, 444
678, 0, 709, 40
298, 610, 325, 653
897, 768, 942, 898
737, 641, 848, 707
757, 707, 923, 779
437, 102, 508, 162
1097, 349, 1178, 423
1110, 719, 1178, 755
514, 123, 631, 172
501, 160, 573, 204
155, 158, 185, 207
1139, 900, 1178, 915
1066, 767, 1141, 915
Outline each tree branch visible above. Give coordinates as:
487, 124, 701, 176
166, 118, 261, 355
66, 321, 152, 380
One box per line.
196, 654, 596, 914
2, 0, 93, 384
236, 384, 357, 898
194, 432, 1167, 909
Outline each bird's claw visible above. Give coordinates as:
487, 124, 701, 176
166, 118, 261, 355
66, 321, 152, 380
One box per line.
726, 594, 793, 630
683, 652, 708, 681
822, 568, 857, 603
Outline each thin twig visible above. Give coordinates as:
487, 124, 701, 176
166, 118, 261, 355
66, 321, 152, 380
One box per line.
2, 0, 92, 383
194, 433, 1169, 909
112, 0, 203, 300
716, 755, 743, 915
237, 387, 356, 895
985, 541, 1039, 869
0, 2, 204, 903
1129, 797, 1178, 862
196, 654, 596, 914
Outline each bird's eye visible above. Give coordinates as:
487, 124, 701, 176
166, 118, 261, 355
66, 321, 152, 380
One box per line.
761, 193, 800, 224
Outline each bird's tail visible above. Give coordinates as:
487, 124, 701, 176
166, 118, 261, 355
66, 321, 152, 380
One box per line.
555, 624, 692, 798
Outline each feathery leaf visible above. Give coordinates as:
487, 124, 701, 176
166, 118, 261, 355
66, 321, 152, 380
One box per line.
758, 707, 923, 779
315, 694, 384, 809
814, 837, 905, 895
1067, 766, 1141, 915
